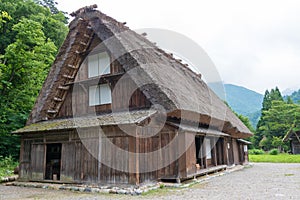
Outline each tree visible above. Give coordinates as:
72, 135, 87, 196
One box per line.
286, 96, 294, 104
253, 87, 284, 148
256, 100, 300, 151
0, 0, 68, 159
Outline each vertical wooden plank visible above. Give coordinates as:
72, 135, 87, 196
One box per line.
128, 136, 136, 184
203, 137, 207, 168
61, 142, 75, 182
232, 139, 239, 165
136, 129, 140, 185
212, 138, 217, 166
30, 144, 45, 181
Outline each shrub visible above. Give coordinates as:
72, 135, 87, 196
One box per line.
249, 149, 265, 155
269, 149, 279, 155
0, 156, 18, 178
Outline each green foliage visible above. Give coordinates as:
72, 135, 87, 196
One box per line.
224, 100, 255, 140
248, 149, 265, 155
237, 113, 255, 133
0, 156, 18, 178
249, 154, 300, 163
261, 87, 283, 111
0, 0, 68, 159
0, 10, 12, 28
252, 87, 296, 150
286, 96, 294, 104
269, 149, 279, 155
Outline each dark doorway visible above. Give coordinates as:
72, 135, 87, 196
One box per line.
195, 136, 205, 168
45, 143, 62, 180
216, 138, 224, 165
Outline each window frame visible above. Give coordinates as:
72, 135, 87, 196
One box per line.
88, 51, 111, 78
88, 83, 112, 106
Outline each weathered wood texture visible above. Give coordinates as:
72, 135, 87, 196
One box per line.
291, 140, 300, 154
19, 124, 181, 184
57, 76, 151, 118
232, 139, 240, 165
56, 34, 151, 119
187, 135, 225, 178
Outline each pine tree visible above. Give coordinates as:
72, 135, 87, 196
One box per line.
254, 87, 284, 148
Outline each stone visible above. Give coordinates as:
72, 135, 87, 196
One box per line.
59, 185, 66, 190
117, 189, 126, 194
71, 187, 79, 191
91, 188, 100, 193
135, 189, 142, 195
109, 189, 117, 194
84, 187, 92, 192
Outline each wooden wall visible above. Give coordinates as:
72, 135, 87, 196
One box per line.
19, 128, 248, 184
19, 124, 181, 185
182, 135, 227, 178
57, 71, 151, 118
232, 139, 240, 165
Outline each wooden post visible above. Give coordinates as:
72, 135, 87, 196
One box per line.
223, 137, 229, 165
212, 138, 217, 166
98, 132, 102, 182
203, 138, 207, 169
128, 136, 135, 184
135, 128, 140, 186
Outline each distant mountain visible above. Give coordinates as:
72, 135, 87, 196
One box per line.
208, 83, 263, 128
282, 87, 300, 96
223, 84, 263, 114
224, 84, 263, 128
285, 89, 300, 104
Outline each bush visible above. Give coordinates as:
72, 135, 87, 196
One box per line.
0, 156, 19, 178
249, 149, 265, 155
269, 149, 279, 155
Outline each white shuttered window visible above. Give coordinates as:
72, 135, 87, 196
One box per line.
89, 84, 112, 106
88, 52, 110, 78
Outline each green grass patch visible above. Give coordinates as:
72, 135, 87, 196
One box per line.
0, 156, 19, 179
249, 154, 300, 163
284, 173, 294, 176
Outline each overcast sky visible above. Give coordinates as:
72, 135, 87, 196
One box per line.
56, 0, 300, 94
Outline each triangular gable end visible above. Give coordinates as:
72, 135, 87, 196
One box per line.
27, 5, 129, 124
26, 5, 252, 139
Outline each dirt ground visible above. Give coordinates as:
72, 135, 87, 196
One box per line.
1, 163, 300, 200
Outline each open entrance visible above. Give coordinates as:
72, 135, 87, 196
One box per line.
195, 136, 207, 169
45, 143, 62, 180
195, 136, 225, 169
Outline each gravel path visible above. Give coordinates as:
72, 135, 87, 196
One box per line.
1, 163, 300, 200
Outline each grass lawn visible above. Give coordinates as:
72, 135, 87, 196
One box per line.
249, 154, 300, 163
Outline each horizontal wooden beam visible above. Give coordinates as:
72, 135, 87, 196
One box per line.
53, 97, 63, 102
58, 85, 70, 90
47, 110, 58, 114
63, 74, 75, 79
67, 64, 76, 69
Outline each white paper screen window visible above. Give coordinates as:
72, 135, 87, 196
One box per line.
89, 84, 111, 106
99, 84, 112, 104
205, 138, 212, 159
88, 52, 110, 78
89, 85, 100, 106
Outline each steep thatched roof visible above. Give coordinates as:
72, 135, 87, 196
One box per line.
25, 5, 252, 137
